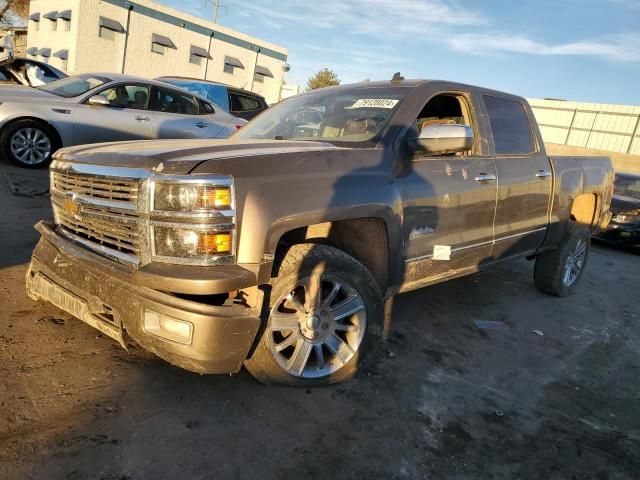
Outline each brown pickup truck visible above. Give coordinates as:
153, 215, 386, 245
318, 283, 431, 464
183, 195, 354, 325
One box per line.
26, 78, 614, 385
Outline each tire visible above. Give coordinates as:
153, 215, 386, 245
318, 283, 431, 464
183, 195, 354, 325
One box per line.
1, 119, 58, 168
245, 243, 384, 386
534, 222, 591, 297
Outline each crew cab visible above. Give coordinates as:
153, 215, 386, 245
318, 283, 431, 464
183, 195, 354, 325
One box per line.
26, 78, 614, 385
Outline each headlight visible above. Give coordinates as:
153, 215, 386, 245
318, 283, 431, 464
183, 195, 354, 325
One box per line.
153, 181, 232, 213
153, 226, 232, 259
150, 175, 236, 265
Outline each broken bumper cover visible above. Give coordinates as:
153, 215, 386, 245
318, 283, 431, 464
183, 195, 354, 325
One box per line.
26, 222, 262, 374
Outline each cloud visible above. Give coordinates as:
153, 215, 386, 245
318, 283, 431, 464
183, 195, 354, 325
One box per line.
448, 33, 640, 61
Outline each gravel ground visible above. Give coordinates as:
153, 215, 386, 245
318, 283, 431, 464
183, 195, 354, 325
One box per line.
0, 162, 638, 480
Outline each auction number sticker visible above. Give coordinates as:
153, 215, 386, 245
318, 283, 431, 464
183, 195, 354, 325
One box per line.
348, 99, 399, 109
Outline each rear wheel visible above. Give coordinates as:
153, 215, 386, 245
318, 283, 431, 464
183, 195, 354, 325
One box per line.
534, 223, 591, 297
245, 243, 384, 385
1, 120, 57, 168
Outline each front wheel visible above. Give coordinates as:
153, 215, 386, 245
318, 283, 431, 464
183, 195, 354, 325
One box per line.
1, 120, 57, 168
245, 243, 384, 385
534, 223, 591, 297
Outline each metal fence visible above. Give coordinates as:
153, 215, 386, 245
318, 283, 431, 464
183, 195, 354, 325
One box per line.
528, 98, 640, 155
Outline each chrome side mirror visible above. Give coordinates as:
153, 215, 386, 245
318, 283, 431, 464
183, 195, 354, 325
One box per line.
87, 95, 111, 107
411, 124, 473, 155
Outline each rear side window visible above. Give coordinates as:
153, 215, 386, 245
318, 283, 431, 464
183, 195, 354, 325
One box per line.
230, 93, 261, 112
151, 87, 199, 115
483, 95, 535, 155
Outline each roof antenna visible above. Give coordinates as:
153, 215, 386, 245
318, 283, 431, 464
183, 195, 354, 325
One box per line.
391, 72, 404, 83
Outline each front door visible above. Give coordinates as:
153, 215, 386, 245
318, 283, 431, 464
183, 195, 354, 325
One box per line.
73, 83, 153, 145
482, 94, 552, 259
397, 89, 498, 291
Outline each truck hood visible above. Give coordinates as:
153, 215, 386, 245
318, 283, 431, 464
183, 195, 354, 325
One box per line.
54, 139, 345, 175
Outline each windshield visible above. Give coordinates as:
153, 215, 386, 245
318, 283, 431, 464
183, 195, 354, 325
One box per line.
162, 79, 230, 112
234, 86, 409, 145
37, 75, 111, 98
615, 174, 640, 200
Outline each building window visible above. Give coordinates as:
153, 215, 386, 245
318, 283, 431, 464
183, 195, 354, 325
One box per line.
152, 43, 166, 55
60, 59, 68, 70
98, 17, 125, 41
51, 20, 57, 31
151, 34, 176, 56
99, 26, 116, 41
63, 20, 71, 31
223, 64, 235, 75
254, 73, 265, 83
190, 54, 203, 65
35, 22, 39, 31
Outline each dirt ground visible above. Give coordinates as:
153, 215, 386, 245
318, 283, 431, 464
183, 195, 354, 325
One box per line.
0, 162, 639, 480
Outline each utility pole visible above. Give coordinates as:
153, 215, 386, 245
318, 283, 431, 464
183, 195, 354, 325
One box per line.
213, 0, 220, 23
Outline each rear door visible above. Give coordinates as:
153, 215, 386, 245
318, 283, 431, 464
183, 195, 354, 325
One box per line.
482, 95, 552, 259
73, 83, 153, 145
150, 86, 226, 139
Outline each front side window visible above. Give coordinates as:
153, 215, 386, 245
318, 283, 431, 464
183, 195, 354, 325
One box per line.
95, 84, 150, 109
483, 95, 535, 155
235, 86, 409, 145
38, 75, 111, 97
151, 87, 199, 115
410, 93, 474, 156
614, 174, 640, 200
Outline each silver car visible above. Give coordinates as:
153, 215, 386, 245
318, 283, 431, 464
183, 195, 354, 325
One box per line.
0, 73, 247, 168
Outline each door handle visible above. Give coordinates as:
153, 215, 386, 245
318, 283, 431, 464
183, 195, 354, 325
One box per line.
536, 170, 552, 179
135, 116, 150, 122
195, 122, 209, 129
474, 173, 496, 183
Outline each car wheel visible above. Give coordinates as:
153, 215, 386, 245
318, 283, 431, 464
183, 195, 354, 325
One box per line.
1, 120, 57, 168
534, 222, 591, 297
245, 243, 384, 386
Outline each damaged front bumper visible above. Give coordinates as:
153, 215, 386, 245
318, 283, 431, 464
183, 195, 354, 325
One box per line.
26, 222, 262, 374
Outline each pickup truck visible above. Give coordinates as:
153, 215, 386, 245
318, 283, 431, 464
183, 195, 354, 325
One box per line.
26, 78, 614, 386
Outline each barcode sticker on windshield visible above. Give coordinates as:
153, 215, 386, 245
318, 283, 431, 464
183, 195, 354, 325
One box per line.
348, 99, 399, 109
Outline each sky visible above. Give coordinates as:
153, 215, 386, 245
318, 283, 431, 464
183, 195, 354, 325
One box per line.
159, 0, 640, 105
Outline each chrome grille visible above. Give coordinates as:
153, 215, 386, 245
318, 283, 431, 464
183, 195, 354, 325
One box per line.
56, 208, 141, 256
50, 166, 145, 266
52, 171, 139, 205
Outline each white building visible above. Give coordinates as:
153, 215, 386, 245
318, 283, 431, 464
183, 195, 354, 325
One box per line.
25, 0, 289, 104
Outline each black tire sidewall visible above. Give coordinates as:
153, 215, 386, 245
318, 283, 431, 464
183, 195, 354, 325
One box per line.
535, 223, 591, 297
2, 120, 57, 168
246, 245, 384, 386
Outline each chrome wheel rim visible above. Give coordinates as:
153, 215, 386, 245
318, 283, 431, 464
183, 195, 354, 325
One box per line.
267, 274, 366, 379
10, 127, 52, 165
562, 238, 587, 287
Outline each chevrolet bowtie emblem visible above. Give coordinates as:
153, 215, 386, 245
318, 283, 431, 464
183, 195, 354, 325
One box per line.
63, 195, 81, 216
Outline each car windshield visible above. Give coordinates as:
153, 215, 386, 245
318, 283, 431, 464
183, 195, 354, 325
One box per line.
615, 174, 640, 200
234, 86, 409, 145
37, 75, 111, 98
161, 79, 229, 112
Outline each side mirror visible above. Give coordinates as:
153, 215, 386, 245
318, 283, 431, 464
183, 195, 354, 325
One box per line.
87, 95, 111, 107
410, 124, 473, 155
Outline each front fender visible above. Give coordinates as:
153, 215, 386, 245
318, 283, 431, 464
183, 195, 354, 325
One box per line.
235, 171, 403, 284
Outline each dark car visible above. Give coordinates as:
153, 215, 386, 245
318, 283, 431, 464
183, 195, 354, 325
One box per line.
594, 173, 640, 249
0, 57, 67, 87
157, 77, 268, 120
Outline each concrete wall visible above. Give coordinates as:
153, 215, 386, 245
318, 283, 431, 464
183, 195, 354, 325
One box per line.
26, 0, 288, 104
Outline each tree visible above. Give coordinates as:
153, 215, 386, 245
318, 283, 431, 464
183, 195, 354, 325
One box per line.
306, 68, 340, 91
